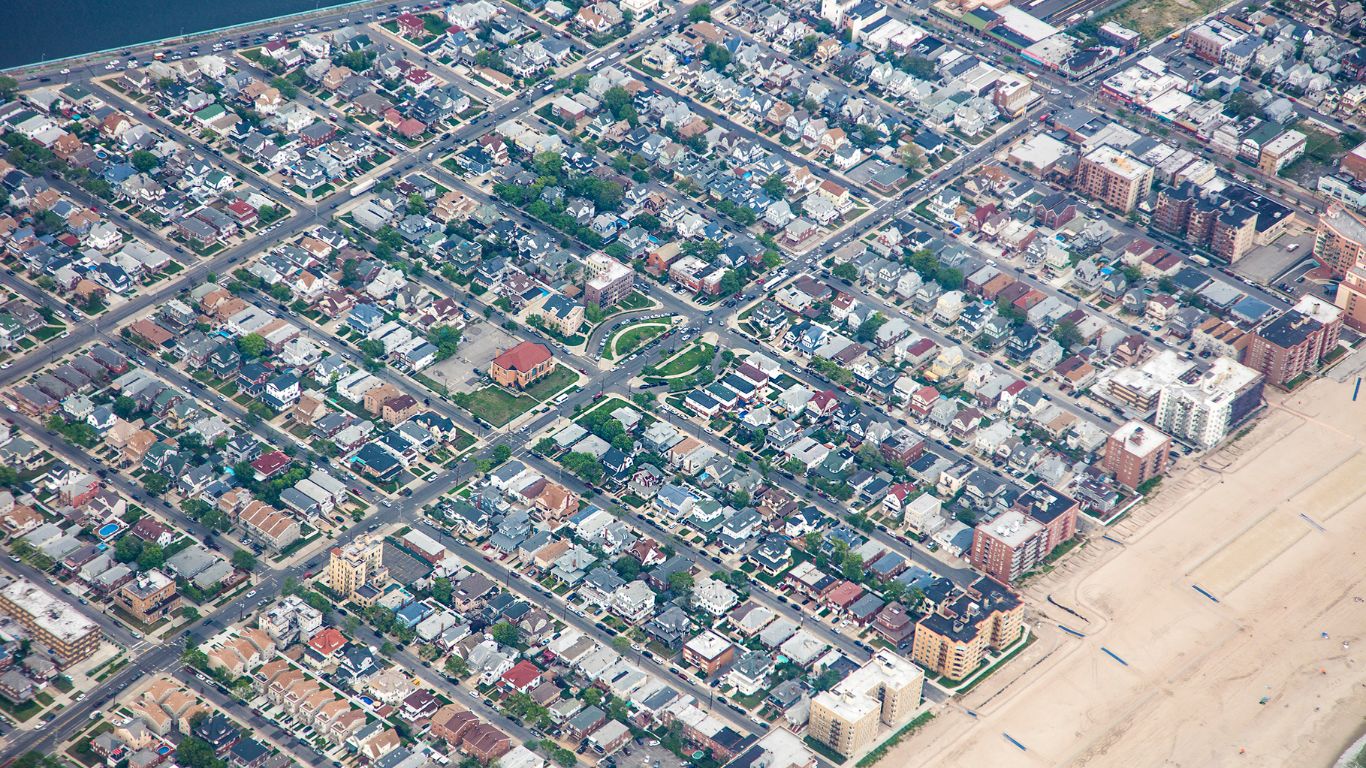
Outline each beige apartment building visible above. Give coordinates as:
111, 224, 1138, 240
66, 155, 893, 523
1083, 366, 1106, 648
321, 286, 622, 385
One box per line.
808, 650, 924, 759
327, 534, 388, 599
911, 577, 1024, 680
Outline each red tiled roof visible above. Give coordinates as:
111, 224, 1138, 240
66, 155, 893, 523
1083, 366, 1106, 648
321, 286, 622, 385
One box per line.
492, 342, 551, 373
500, 660, 542, 691
251, 450, 292, 477
309, 627, 347, 656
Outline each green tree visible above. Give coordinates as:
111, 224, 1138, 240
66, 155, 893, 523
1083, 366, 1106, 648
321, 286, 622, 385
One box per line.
431, 577, 453, 604
231, 549, 257, 571
490, 444, 512, 466
762, 174, 787, 199
832, 262, 858, 282
613, 556, 641, 580
581, 686, 604, 706
445, 654, 469, 678
113, 535, 144, 564
490, 621, 521, 648
703, 43, 731, 70
689, 3, 712, 20
130, 150, 160, 173
429, 325, 462, 360
176, 736, 226, 768
856, 312, 887, 344
667, 569, 694, 596
0, 76, 18, 101
270, 76, 299, 99
236, 333, 267, 360
1052, 320, 1082, 350
357, 339, 386, 360
144, 474, 170, 496
138, 543, 166, 571
561, 451, 604, 484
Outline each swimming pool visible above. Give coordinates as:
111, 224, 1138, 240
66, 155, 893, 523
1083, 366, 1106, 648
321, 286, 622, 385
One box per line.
96, 522, 121, 539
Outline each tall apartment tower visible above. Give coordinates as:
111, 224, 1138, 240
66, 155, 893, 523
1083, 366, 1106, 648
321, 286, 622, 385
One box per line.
1102, 420, 1172, 489
1155, 358, 1264, 447
1074, 146, 1153, 214
1244, 296, 1343, 386
327, 534, 388, 598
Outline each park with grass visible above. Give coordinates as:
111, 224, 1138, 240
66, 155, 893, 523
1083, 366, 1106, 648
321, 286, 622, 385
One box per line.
605, 317, 674, 360
454, 364, 579, 427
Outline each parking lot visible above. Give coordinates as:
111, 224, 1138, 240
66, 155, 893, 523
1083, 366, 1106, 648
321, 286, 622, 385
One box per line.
427, 320, 522, 390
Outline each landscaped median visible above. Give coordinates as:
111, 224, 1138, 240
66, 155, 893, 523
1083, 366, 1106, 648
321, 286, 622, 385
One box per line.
452, 363, 579, 427
604, 316, 677, 361
646, 341, 717, 380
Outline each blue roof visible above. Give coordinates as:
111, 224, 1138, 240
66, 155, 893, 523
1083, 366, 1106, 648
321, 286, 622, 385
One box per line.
1230, 295, 1274, 323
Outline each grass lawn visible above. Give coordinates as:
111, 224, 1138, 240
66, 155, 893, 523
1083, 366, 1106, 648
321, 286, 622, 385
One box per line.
575, 396, 631, 425
462, 364, 577, 426
462, 387, 537, 427
653, 342, 716, 378
608, 320, 669, 360
522, 364, 578, 402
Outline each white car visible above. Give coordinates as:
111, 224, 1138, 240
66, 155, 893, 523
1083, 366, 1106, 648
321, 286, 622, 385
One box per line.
246, 589, 258, 598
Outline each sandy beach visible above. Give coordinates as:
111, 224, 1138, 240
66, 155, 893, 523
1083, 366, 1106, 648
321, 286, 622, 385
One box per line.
885, 372, 1366, 768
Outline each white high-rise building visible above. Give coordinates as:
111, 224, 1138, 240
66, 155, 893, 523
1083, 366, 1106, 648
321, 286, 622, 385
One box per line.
1154, 358, 1263, 447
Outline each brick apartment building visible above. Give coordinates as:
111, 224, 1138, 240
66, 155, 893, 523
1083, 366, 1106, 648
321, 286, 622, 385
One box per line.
0, 579, 101, 666
116, 570, 181, 624
582, 252, 635, 308
969, 484, 1079, 582
1317, 205, 1366, 279
1243, 296, 1343, 386
1101, 420, 1172, 490
1073, 146, 1153, 214
1210, 206, 1258, 263
1154, 183, 1259, 262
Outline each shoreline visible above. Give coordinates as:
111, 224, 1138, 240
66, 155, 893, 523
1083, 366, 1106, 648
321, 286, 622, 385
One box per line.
1, 0, 380, 75
879, 371, 1366, 768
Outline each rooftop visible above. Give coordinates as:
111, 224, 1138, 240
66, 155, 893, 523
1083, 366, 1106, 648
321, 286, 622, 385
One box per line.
0, 578, 101, 643
1110, 420, 1169, 458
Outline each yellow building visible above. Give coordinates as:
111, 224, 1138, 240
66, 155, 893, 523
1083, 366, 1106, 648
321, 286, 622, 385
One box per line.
911, 577, 1023, 681
326, 534, 388, 599
808, 650, 924, 759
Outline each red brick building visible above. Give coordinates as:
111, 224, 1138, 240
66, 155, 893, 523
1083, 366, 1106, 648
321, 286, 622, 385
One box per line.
489, 342, 553, 390
1244, 296, 1343, 387
1101, 421, 1171, 490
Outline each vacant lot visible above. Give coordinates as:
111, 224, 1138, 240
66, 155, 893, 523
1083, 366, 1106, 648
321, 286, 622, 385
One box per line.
427, 321, 522, 392
1097, 0, 1224, 40
652, 342, 717, 379
888, 375, 1366, 768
